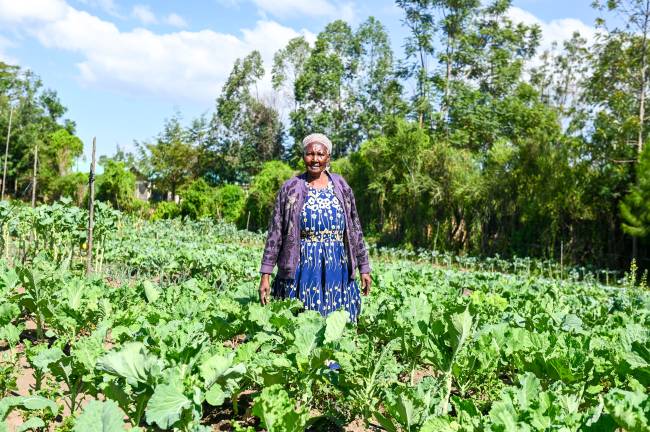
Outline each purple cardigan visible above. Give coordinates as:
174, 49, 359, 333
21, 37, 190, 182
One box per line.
260, 171, 371, 279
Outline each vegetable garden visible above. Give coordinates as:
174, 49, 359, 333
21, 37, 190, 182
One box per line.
0, 200, 649, 431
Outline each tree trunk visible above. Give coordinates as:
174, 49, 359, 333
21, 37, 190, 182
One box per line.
2, 105, 13, 201
638, 0, 650, 156
87, 137, 96, 276
31, 145, 37, 207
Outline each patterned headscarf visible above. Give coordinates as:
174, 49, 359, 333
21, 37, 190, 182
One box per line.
302, 133, 332, 155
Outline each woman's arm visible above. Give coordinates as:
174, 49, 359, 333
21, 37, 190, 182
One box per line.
348, 186, 371, 275
259, 188, 285, 305
259, 188, 285, 274
347, 184, 372, 294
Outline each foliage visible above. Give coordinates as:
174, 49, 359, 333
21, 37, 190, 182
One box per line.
215, 184, 245, 223
241, 161, 294, 231
47, 172, 87, 205
2, 202, 650, 430
621, 144, 650, 237
136, 114, 198, 198
210, 51, 284, 183
95, 160, 137, 213
179, 179, 217, 220
151, 201, 181, 221
0, 62, 82, 203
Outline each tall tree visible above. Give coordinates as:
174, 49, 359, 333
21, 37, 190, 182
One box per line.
0, 62, 82, 202
396, 0, 436, 128
620, 143, 650, 237
138, 114, 197, 198
272, 36, 311, 112
211, 51, 283, 182
290, 18, 401, 159
593, 0, 650, 157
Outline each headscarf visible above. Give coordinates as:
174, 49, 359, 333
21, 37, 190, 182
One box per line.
302, 133, 332, 155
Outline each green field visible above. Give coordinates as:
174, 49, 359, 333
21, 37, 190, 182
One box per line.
1, 202, 649, 431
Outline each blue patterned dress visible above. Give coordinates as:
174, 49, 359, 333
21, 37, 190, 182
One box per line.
272, 180, 361, 321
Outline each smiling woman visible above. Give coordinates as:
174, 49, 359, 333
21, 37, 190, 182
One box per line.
258, 133, 372, 322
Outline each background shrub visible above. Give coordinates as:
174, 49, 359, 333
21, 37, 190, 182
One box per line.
215, 184, 245, 223
240, 161, 294, 231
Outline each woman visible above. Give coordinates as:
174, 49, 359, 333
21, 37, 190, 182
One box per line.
259, 133, 372, 321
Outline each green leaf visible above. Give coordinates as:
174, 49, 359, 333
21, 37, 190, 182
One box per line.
96, 342, 162, 385
0, 303, 19, 326
252, 384, 307, 432
292, 312, 324, 358
420, 416, 459, 432
73, 400, 126, 432
0, 396, 58, 419
199, 352, 246, 387
31, 347, 64, 371
142, 281, 161, 303
449, 309, 472, 352
16, 417, 45, 432
205, 385, 227, 406
145, 383, 191, 429
604, 380, 650, 432
324, 310, 348, 344
199, 353, 234, 384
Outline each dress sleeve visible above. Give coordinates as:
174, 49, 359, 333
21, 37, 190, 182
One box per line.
260, 188, 284, 274
348, 186, 371, 274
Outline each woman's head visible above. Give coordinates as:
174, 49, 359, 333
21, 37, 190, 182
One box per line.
302, 133, 331, 176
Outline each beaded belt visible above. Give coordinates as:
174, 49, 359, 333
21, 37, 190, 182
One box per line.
300, 229, 344, 242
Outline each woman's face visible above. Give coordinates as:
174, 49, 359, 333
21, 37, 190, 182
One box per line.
303, 142, 330, 176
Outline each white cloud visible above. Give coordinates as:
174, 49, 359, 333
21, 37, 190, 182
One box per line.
132, 4, 156, 25
0, 35, 18, 65
165, 13, 187, 28
0, 0, 314, 103
76, 0, 120, 17
507, 6, 598, 54
252, 0, 336, 17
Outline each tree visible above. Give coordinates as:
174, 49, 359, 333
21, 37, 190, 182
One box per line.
95, 160, 136, 212
272, 36, 311, 111
396, 0, 436, 128
0, 62, 81, 202
241, 161, 294, 231
138, 114, 197, 198
593, 0, 650, 156
290, 18, 402, 160
621, 144, 650, 237
210, 51, 284, 182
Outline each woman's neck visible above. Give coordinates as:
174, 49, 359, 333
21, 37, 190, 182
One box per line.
306, 171, 328, 185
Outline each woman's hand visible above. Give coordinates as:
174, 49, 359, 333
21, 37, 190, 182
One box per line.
259, 274, 271, 305
360, 273, 372, 296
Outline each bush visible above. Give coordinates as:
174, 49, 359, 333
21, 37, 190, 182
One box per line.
151, 201, 181, 221
215, 184, 245, 223
47, 172, 87, 205
241, 161, 295, 231
95, 160, 137, 212
179, 179, 217, 220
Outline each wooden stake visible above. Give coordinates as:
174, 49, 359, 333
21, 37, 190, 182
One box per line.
86, 137, 96, 276
2, 105, 14, 201
31, 144, 37, 208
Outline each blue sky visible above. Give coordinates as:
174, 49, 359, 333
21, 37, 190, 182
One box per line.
0, 0, 602, 166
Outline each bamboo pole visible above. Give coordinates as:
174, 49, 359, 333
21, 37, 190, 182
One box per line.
31, 144, 37, 207
86, 137, 96, 276
2, 105, 14, 201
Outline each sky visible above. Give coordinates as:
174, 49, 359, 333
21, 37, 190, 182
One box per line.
0, 0, 604, 166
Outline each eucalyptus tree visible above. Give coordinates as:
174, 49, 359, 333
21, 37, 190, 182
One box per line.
593, 0, 650, 157
290, 18, 400, 160
211, 51, 283, 183
272, 36, 311, 112
137, 114, 197, 199
0, 62, 81, 202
